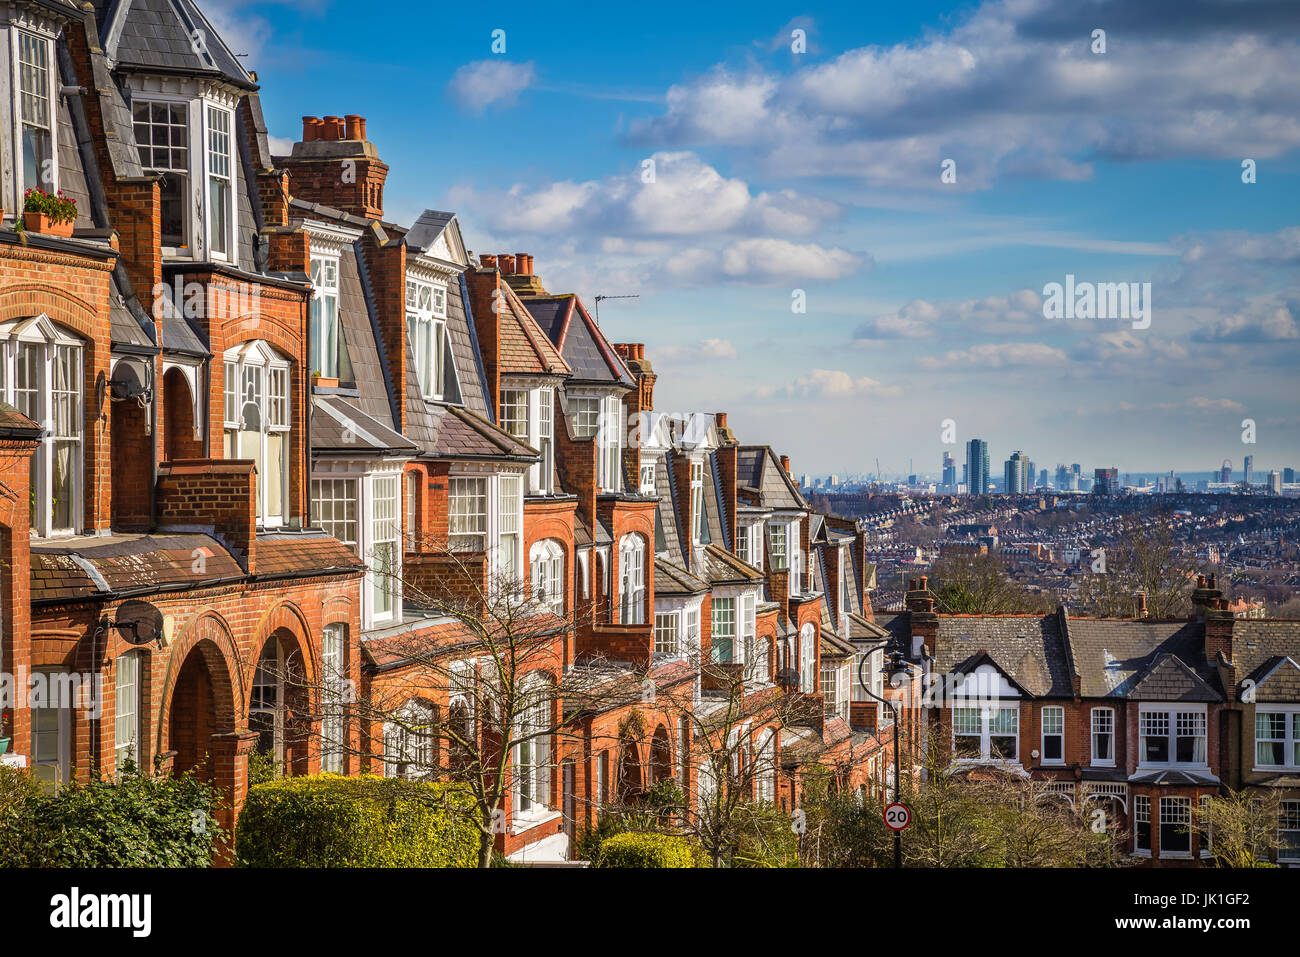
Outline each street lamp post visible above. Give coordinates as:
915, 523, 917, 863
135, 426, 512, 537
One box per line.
858, 646, 913, 868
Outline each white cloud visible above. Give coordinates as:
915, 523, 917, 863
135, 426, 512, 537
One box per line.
759, 368, 901, 399
917, 342, 1068, 370
447, 60, 537, 113
628, 0, 1300, 189
662, 239, 864, 285
655, 338, 739, 363
853, 290, 1042, 341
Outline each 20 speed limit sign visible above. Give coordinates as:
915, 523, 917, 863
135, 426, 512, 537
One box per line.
883, 802, 912, 832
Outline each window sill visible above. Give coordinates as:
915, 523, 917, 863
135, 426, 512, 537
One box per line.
1091, 760, 1117, 768
1131, 849, 1152, 858
1160, 851, 1193, 860
510, 808, 561, 836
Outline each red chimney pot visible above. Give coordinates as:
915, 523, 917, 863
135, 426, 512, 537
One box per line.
302, 116, 321, 142
344, 115, 364, 140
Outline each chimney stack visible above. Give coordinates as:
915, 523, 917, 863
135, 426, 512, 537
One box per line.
281, 113, 389, 220
780, 454, 791, 474
498, 254, 517, 274
1135, 591, 1148, 618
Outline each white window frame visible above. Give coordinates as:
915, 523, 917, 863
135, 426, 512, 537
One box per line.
15, 29, 57, 201
1134, 795, 1152, 854
309, 253, 341, 378
448, 475, 488, 552
321, 623, 346, 774
223, 339, 291, 526
114, 651, 142, 770
1138, 704, 1207, 768
204, 104, 235, 262
952, 704, 1020, 762
640, 461, 655, 495
599, 395, 623, 492
513, 673, 553, 819
132, 98, 190, 252
654, 610, 679, 657
30, 669, 71, 786
1280, 800, 1300, 863
383, 699, 435, 780
1254, 707, 1300, 771
800, 622, 817, 694
712, 597, 736, 664
370, 473, 400, 622
535, 386, 554, 495
618, 533, 646, 625
1091, 706, 1116, 766
690, 459, 704, 544
1160, 796, 1193, 858
1040, 705, 1065, 765
500, 388, 528, 439
311, 476, 359, 553
0, 316, 84, 536
529, 538, 565, 615
406, 277, 448, 400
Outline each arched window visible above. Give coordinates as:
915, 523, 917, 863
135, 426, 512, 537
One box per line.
618, 533, 645, 625
384, 699, 435, 780
0, 315, 83, 535
223, 340, 290, 525
529, 539, 564, 614
250, 639, 286, 769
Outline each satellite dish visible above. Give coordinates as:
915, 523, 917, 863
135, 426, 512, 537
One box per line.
109, 357, 152, 401
113, 599, 164, 646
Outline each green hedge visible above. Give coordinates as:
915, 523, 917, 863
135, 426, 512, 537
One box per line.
0, 763, 223, 867
236, 774, 478, 867
596, 832, 694, 868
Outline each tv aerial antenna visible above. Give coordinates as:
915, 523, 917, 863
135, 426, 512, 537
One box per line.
593, 294, 639, 325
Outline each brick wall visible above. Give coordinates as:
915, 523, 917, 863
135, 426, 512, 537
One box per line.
156, 458, 258, 572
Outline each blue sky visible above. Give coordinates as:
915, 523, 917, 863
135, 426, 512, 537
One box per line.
209, 0, 1300, 477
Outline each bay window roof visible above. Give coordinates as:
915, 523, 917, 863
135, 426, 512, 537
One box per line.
92, 0, 257, 90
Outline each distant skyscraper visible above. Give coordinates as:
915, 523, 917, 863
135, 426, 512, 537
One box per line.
1038, 468, 1048, 489
1004, 451, 1031, 494
800, 473, 810, 488
1094, 467, 1119, 494
1268, 470, 1283, 494
1244, 455, 1254, 484
962, 463, 968, 487
1055, 464, 1069, 489
829, 474, 840, 487
1286, 467, 1296, 484
942, 452, 956, 487
1071, 464, 1081, 477
1220, 460, 1233, 484
966, 440, 989, 495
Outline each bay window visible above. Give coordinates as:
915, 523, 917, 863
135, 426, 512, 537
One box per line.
18, 31, 54, 196
309, 255, 340, 377
1134, 795, 1151, 853
1160, 797, 1192, 856
600, 395, 623, 491
384, 700, 434, 780
769, 523, 787, 570
640, 462, 655, 495
741, 593, 757, 672
536, 387, 554, 494
371, 474, 399, 621
654, 612, 679, 656
822, 661, 847, 721
953, 705, 1020, 760
568, 396, 599, 437
500, 389, 528, 438
514, 674, 553, 817
311, 477, 359, 552
133, 100, 189, 248
800, 622, 816, 693
530, 539, 564, 614
449, 477, 487, 551
320, 624, 346, 774
0, 316, 83, 536
712, 598, 735, 663
223, 340, 290, 525
618, 533, 646, 625
406, 278, 447, 399
1255, 709, 1300, 769
497, 474, 522, 585
1280, 801, 1300, 863
1139, 707, 1206, 766
206, 105, 233, 259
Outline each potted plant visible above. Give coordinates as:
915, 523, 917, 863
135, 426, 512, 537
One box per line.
311, 370, 339, 389
22, 187, 77, 237
0, 708, 10, 755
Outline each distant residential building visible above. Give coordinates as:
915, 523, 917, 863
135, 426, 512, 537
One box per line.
966, 439, 989, 496
1094, 467, 1119, 494
1004, 451, 1031, 494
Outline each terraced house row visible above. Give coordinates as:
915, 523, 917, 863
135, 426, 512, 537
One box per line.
0, 0, 905, 862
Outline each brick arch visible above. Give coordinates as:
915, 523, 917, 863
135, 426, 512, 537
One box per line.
219, 322, 301, 363
0, 282, 102, 340
157, 612, 243, 768
249, 599, 318, 699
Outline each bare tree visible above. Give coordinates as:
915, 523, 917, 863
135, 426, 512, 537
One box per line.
1076, 513, 1197, 618
930, 553, 1055, 615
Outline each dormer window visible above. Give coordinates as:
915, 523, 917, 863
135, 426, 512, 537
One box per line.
222, 340, 291, 526
18, 31, 55, 197
406, 278, 447, 400
206, 106, 233, 260
310, 255, 340, 377
0, 316, 82, 536
133, 101, 189, 249
690, 459, 704, 544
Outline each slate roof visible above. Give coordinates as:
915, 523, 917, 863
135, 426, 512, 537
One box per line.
98, 0, 256, 90
1233, 620, 1300, 701
522, 296, 634, 386
1127, 652, 1222, 702
933, 613, 1075, 698
420, 404, 537, 461
696, 544, 763, 586
1065, 619, 1219, 699
311, 395, 418, 454
654, 557, 709, 597
736, 446, 806, 510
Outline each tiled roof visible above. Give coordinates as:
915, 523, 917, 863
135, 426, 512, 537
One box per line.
933, 613, 1074, 698
1233, 620, 1300, 700
495, 282, 569, 377
736, 446, 805, 511
523, 296, 633, 386
30, 534, 243, 603
1241, 656, 1300, 702
422, 404, 538, 460
255, 534, 366, 577
1065, 618, 1217, 699
0, 401, 41, 439
364, 612, 568, 669
696, 543, 763, 586
654, 557, 709, 596
1127, 652, 1222, 702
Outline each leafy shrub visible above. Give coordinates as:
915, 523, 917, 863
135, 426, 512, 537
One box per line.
236, 774, 477, 867
596, 832, 694, 868
23, 188, 77, 224
0, 762, 224, 867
